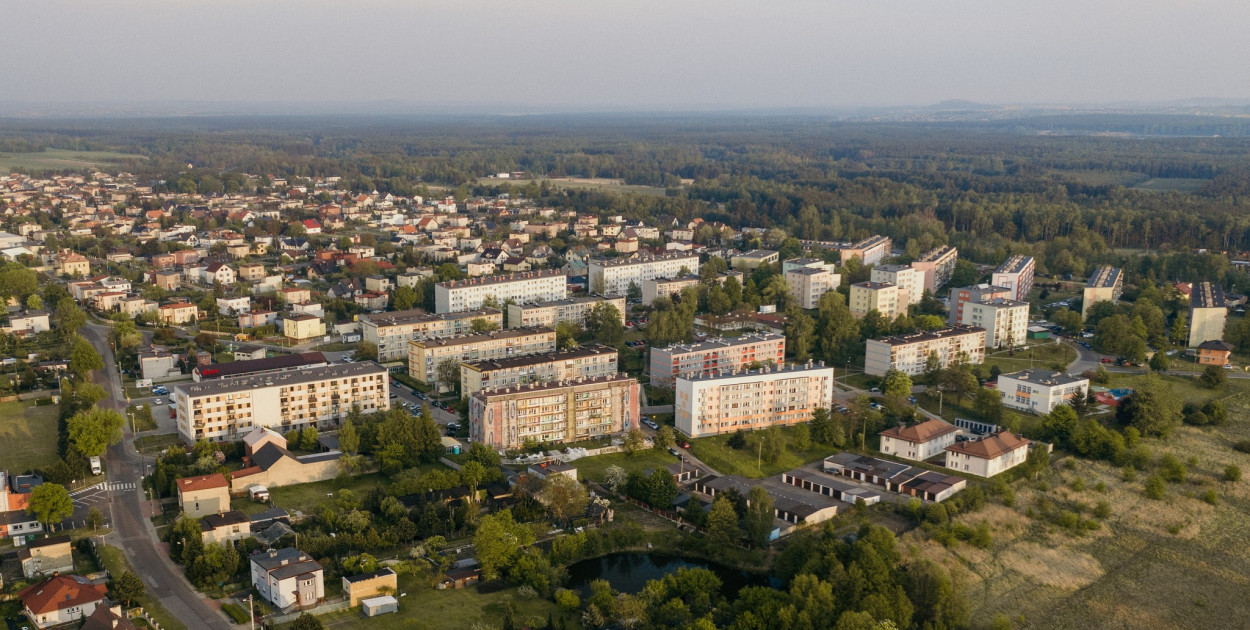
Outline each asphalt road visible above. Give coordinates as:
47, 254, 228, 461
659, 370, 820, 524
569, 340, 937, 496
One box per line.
83, 323, 233, 630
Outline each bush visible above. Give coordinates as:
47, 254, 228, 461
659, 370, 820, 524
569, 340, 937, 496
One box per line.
1235, 440, 1250, 454
1093, 500, 1112, 519
1159, 455, 1187, 483
727, 430, 747, 450
1202, 490, 1219, 505
1144, 475, 1166, 500
1225, 465, 1242, 483
221, 603, 250, 624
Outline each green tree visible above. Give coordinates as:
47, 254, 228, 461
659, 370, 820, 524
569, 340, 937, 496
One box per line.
587, 302, 625, 346
744, 486, 775, 547
338, 418, 359, 455
1149, 350, 1169, 372
86, 506, 105, 530
291, 613, 325, 630
1200, 364, 1226, 389
1116, 374, 1183, 437
974, 386, 1003, 423
474, 509, 534, 581
542, 473, 590, 525
435, 357, 460, 393
353, 341, 378, 361
784, 306, 816, 361
69, 335, 104, 380
652, 425, 675, 451
705, 496, 740, 550
604, 465, 627, 494
391, 285, 419, 310
68, 408, 125, 456
623, 428, 646, 456
470, 317, 500, 333
645, 468, 678, 508
55, 297, 86, 337
27, 483, 73, 531
555, 320, 580, 350
110, 571, 146, 608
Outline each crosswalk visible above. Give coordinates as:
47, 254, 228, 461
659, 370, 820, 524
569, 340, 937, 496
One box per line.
71, 481, 136, 496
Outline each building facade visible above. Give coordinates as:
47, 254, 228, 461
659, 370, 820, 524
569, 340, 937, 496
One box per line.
864, 326, 986, 376
944, 431, 1031, 478
407, 327, 557, 385
997, 369, 1089, 414
649, 332, 786, 388
1082, 266, 1123, 320
360, 308, 503, 361
785, 267, 840, 309
675, 363, 835, 438
173, 362, 390, 443
469, 375, 640, 449
871, 264, 921, 307
910, 245, 958, 294
460, 345, 619, 396
961, 298, 1029, 349
948, 284, 1013, 326
849, 281, 903, 319
879, 419, 960, 462
283, 314, 326, 341
251, 548, 324, 611
506, 296, 625, 329
837, 235, 891, 266
731, 249, 779, 271
434, 270, 567, 314
588, 253, 700, 297
991, 255, 1035, 302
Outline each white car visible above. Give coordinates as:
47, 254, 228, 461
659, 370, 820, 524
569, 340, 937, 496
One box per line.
153, 399, 163, 405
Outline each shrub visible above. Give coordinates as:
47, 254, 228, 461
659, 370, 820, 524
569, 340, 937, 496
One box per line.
1159, 455, 1187, 483
727, 430, 748, 450
1070, 477, 1086, 491
221, 604, 250, 624
1144, 475, 1166, 500
1235, 440, 1250, 454
1225, 465, 1242, 483
1202, 490, 1219, 505
1093, 500, 1112, 519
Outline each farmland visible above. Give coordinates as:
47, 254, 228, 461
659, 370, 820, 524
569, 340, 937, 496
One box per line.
0, 148, 145, 172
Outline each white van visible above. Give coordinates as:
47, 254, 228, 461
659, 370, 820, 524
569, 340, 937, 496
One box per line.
90, 456, 102, 475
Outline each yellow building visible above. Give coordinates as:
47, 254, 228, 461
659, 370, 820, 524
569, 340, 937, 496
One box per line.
55, 250, 90, 277
343, 569, 398, 607
849, 281, 903, 319
408, 327, 557, 386
284, 313, 326, 341
1081, 266, 1123, 320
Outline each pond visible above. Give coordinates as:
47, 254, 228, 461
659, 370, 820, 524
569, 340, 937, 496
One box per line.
565, 552, 777, 597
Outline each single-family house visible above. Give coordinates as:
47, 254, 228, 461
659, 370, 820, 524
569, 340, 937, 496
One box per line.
251, 548, 324, 611
19, 535, 74, 578
176, 473, 231, 517
18, 575, 108, 629
342, 568, 398, 606
944, 431, 1031, 478
878, 419, 960, 462
200, 510, 252, 545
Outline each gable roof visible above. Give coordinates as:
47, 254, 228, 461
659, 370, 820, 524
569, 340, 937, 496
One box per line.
945, 431, 1029, 459
82, 604, 140, 630
18, 575, 107, 615
1198, 339, 1234, 352
176, 473, 228, 493
879, 419, 959, 444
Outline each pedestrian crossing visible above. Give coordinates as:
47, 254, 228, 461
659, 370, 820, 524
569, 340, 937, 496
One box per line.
71, 481, 136, 496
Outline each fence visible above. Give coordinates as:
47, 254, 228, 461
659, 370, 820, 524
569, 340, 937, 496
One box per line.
266, 598, 350, 625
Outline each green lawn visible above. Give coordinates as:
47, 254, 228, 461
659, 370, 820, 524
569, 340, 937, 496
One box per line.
97, 545, 186, 630
128, 404, 159, 432
0, 148, 146, 171
688, 428, 838, 478
230, 472, 392, 515
981, 341, 1076, 375
573, 448, 681, 483
289, 573, 581, 630
135, 433, 182, 453
0, 400, 61, 472
312, 342, 356, 351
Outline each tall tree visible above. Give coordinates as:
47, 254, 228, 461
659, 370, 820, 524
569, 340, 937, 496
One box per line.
705, 497, 740, 550
67, 408, 125, 456
69, 335, 103, 380
745, 486, 775, 547
27, 484, 73, 531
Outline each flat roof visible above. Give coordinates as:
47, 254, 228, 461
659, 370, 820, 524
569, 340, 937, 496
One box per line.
588, 252, 698, 268
677, 361, 832, 383
195, 351, 327, 380
655, 332, 784, 355
1000, 369, 1087, 387
734, 249, 778, 259
473, 373, 635, 399
409, 326, 555, 348
847, 235, 890, 248
917, 245, 957, 262
853, 281, 896, 290
1086, 266, 1122, 289
787, 267, 830, 276
437, 269, 565, 289
511, 295, 621, 309
869, 325, 985, 347
995, 254, 1034, 274
464, 344, 617, 373
1191, 281, 1227, 309
175, 361, 387, 398
361, 307, 500, 328
971, 298, 1028, 309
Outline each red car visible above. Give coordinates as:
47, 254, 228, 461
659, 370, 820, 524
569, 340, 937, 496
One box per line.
678, 441, 691, 449
1100, 357, 1114, 363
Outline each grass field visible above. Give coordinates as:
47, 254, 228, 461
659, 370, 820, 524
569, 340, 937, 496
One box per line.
982, 341, 1076, 374
0, 148, 145, 172
475, 175, 673, 197
909, 372, 1250, 629
0, 400, 61, 472
572, 448, 681, 483
287, 573, 581, 630
98, 544, 186, 630
230, 471, 398, 516
1130, 177, 1211, 193
128, 404, 159, 432
135, 433, 181, 453
688, 427, 837, 478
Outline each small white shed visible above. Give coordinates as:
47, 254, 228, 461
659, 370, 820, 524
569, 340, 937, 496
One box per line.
361, 595, 398, 617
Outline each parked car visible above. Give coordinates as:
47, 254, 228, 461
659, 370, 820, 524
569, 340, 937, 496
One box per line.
678, 441, 691, 449
153, 399, 162, 405
1100, 357, 1114, 363
869, 387, 880, 393
668, 448, 680, 457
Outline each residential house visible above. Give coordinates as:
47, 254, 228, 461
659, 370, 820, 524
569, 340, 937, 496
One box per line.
204, 262, 236, 286
200, 510, 252, 545
878, 419, 960, 462
283, 314, 326, 341
342, 568, 398, 607
176, 473, 230, 517
18, 535, 74, 579
19, 575, 108, 629
1197, 339, 1234, 366
251, 548, 324, 611
157, 302, 198, 325
944, 431, 1032, 478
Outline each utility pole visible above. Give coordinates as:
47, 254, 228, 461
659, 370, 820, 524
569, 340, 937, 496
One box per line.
247, 593, 255, 630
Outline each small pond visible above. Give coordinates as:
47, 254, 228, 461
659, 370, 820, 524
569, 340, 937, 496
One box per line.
565, 552, 777, 597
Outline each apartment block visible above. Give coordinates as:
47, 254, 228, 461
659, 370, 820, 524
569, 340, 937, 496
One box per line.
649, 332, 786, 388
1082, 266, 1123, 320
589, 253, 700, 297
837, 235, 891, 266
997, 369, 1089, 414
910, 245, 958, 294
731, 249, 779, 271
173, 362, 390, 443
434, 270, 567, 314
871, 264, 921, 307
506, 296, 625, 329
785, 267, 840, 309
469, 374, 640, 450
948, 284, 1013, 326
675, 363, 835, 438
407, 327, 557, 385
360, 308, 503, 361
460, 345, 619, 396
961, 298, 1029, 349
782, 257, 836, 274
849, 281, 903, 319
1188, 281, 1228, 348
283, 313, 326, 341
991, 255, 1035, 302
864, 326, 986, 376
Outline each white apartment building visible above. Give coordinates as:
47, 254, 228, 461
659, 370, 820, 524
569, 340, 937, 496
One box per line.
675, 363, 835, 438
910, 245, 958, 294
649, 332, 787, 388
173, 362, 390, 443
961, 298, 1029, 349
589, 253, 700, 297
1082, 266, 1123, 320
360, 308, 503, 361
434, 270, 567, 314
407, 327, 557, 385
506, 296, 626, 329
782, 257, 836, 274
864, 326, 986, 376
838, 235, 892, 266
991, 255, 1035, 302
785, 267, 840, 309
460, 344, 619, 396
870, 264, 921, 306
849, 281, 903, 319
997, 369, 1089, 414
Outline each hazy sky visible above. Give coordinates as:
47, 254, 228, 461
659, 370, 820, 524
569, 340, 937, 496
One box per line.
5, 0, 1248, 111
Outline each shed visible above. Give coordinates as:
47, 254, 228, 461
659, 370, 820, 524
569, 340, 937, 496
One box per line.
361, 595, 398, 617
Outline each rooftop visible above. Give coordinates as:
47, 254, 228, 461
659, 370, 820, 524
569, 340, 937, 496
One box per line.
473, 373, 636, 399
588, 252, 698, 268
175, 361, 387, 398
464, 344, 617, 373
945, 430, 1030, 459
1000, 369, 1087, 387
995, 254, 1034, 274
437, 269, 565, 289
853, 281, 896, 290
361, 307, 500, 328
194, 351, 327, 380
870, 325, 985, 347
18, 575, 107, 615
655, 332, 784, 355
1191, 281, 1227, 309
176, 473, 228, 493
971, 298, 1028, 309
1086, 266, 1123, 289
408, 326, 555, 349
847, 235, 890, 249
734, 249, 778, 259
879, 418, 960, 444
917, 245, 957, 262
678, 361, 831, 383
511, 296, 618, 309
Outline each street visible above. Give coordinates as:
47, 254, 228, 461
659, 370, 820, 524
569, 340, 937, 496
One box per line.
82, 323, 233, 630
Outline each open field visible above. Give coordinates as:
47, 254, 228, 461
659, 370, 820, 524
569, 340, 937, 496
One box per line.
572, 448, 680, 483
475, 176, 674, 197
909, 375, 1250, 629
0, 400, 60, 472
230, 471, 399, 516
982, 341, 1076, 375
288, 573, 581, 630
0, 148, 145, 171
1130, 177, 1211, 193
688, 427, 837, 478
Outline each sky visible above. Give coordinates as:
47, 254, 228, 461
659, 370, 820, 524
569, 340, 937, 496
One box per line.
4, 0, 1249, 112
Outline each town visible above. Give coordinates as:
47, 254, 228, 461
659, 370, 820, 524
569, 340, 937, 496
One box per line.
0, 154, 1246, 630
